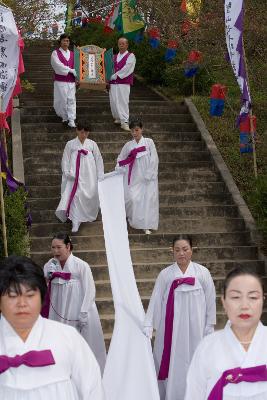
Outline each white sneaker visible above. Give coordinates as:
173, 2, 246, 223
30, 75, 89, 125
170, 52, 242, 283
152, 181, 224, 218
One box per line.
68, 120, 76, 128
144, 229, 152, 235
114, 119, 121, 124
72, 221, 80, 233
121, 122, 130, 131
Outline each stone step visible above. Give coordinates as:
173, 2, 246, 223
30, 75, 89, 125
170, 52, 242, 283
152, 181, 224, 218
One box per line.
30, 231, 251, 252
25, 168, 219, 186
24, 160, 213, 175
28, 193, 231, 212
29, 205, 238, 224
22, 131, 202, 143
27, 181, 224, 198
31, 245, 258, 267
23, 140, 205, 156
29, 218, 245, 237
20, 98, 166, 107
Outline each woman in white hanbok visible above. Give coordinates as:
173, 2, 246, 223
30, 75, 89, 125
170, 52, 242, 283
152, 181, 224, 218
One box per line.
55, 123, 104, 233
185, 265, 267, 400
144, 234, 216, 400
116, 119, 159, 234
0, 255, 104, 400
43, 233, 106, 375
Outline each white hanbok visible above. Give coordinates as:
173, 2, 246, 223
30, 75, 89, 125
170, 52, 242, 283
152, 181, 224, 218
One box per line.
43, 253, 106, 374
185, 321, 267, 399
0, 315, 104, 399
55, 137, 104, 225
109, 51, 136, 124
116, 136, 159, 230
144, 261, 216, 400
51, 48, 76, 122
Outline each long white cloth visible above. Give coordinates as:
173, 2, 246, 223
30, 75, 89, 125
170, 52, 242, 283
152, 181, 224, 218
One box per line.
144, 261, 216, 400
0, 315, 104, 399
51, 48, 76, 121
185, 321, 267, 399
55, 137, 104, 225
109, 51, 136, 123
43, 253, 106, 374
98, 172, 160, 400
116, 136, 159, 230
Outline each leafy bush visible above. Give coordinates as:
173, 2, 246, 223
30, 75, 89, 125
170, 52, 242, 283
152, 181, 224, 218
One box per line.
0, 186, 30, 259
246, 176, 267, 237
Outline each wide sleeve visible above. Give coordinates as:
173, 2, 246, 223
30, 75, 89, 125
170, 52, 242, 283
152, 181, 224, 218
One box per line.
51, 50, 72, 76
116, 53, 136, 79
203, 270, 217, 334
79, 261, 96, 314
144, 271, 166, 331
61, 141, 72, 177
144, 139, 159, 181
92, 141, 104, 180
71, 331, 105, 399
115, 142, 129, 173
184, 340, 208, 400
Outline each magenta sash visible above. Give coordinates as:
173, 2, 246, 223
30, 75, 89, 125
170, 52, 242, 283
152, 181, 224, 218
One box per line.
54, 49, 75, 82
41, 271, 71, 318
0, 350, 55, 374
158, 276, 195, 380
118, 146, 146, 185
208, 365, 267, 400
66, 149, 88, 218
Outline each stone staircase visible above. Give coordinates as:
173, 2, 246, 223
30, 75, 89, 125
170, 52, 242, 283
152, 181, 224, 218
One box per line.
20, 42, 266, 344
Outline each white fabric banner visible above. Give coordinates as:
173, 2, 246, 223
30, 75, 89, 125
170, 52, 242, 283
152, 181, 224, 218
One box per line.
98, 172, 160, 400
0, 6, 19, 112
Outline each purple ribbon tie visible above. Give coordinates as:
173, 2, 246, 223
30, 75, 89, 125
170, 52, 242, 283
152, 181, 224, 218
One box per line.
66, 149, 88, 218
158, 277, 195, 380
118, 146, 146, 185
208, 365, 267, 400
0, 350, 55, 374
41, 272, 71, 318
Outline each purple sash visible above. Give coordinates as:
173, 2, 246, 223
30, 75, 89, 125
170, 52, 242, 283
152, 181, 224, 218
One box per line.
208, 365, 267, 400
0, 350, 55, 374
110, 52, 134, 85
158, 276, 195, 380
66, 149, 88, 218
119, 146, 146, 185
41, 271, 71, 318
54, 49, 75, 83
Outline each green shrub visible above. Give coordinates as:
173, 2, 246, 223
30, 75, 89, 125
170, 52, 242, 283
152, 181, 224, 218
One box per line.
245, 176, 267, 237
0, 186, 30, 259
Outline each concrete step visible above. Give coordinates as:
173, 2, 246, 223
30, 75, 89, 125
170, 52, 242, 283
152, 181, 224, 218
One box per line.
26, 181, 224, 198
29, 205, 238, 223
30, 245, 258, 267
22, 131, 202, 143
29, 217, 245, 237
30, 231, 252, 252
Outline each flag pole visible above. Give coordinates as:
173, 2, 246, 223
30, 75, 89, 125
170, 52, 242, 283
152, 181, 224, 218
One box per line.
0, 96, 8, 257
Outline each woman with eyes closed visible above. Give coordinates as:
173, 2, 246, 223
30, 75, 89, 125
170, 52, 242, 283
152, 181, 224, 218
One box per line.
143, 234, 216, 400
185, 265, 267, 400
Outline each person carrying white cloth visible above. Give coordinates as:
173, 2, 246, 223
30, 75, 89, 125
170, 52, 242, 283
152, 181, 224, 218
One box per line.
42, 233, 106, 375
51, 33, 77, 128
116, 118, 159, 234
109, 37, 136, 131
144, 235, 216, 400
55, 123, 104, 233
185, 265, 267, 400
0, 255, 104, 399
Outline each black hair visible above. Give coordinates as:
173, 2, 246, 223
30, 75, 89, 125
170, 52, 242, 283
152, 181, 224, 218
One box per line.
118, 36, 129, 44
223, 264, 264, 298
52, 232, 73, 251
0, 255, 47, 303
58, 33, 71, 44
172, 234, 193, 248
129, 118, 143, 130
76, 122, 91, 132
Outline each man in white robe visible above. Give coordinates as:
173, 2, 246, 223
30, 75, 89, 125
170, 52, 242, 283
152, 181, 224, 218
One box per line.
55, 123, 104, 233
144, 261, 216, 400
51, 33, 77, 128
116, 119, 159, 234
109, 37, 136, 131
